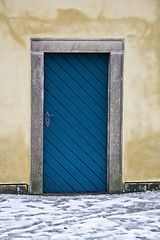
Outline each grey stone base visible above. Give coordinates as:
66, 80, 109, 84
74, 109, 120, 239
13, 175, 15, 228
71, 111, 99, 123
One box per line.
1, 183, 160, 194
0, 184, 28, 194
124, 182, 160, 193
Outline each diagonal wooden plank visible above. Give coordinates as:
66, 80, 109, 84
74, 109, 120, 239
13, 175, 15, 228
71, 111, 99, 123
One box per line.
44, 100, 107, 175
44, 148, 87, 192
44, 126, 105, 191
46, 54, 107, 109
44, 88, 106, 160
44, 101, 107, 174
61, 53, 108, 93
45, 117, 107, 186
45, 61, 107, 125
44, 136, 100, 191
44, 72, 107, 148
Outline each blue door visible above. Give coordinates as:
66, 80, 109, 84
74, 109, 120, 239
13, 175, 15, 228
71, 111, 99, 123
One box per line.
43, 53, 108, 192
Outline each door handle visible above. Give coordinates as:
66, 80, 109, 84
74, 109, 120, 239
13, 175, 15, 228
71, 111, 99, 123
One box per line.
45, 111, 54, 127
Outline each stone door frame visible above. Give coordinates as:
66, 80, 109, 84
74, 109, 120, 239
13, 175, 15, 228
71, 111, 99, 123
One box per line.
30, 38, 124, 194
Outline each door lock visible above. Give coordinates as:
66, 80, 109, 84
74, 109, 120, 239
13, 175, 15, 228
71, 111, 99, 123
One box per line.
45, 111, 54, 127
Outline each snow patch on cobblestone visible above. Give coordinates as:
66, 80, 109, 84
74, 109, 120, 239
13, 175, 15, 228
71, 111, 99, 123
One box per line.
0, 191, 160, 239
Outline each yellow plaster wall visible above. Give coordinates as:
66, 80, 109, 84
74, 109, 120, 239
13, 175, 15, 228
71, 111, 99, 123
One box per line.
0, 0, 160, 184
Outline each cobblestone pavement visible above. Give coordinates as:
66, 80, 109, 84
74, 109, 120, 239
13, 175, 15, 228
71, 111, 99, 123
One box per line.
0, 191, 160, 239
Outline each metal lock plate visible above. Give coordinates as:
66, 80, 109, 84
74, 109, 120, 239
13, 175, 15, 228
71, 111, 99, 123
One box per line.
45, 112, 54, 127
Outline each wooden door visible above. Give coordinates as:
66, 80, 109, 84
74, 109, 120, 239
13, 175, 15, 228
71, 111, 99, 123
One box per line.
43, 53, 108, 192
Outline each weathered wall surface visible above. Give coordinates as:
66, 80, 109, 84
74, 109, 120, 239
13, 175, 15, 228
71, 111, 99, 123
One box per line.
0, 0, 160, 184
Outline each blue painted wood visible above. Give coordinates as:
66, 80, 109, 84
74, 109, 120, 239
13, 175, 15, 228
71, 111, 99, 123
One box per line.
43, 53, 108, 192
